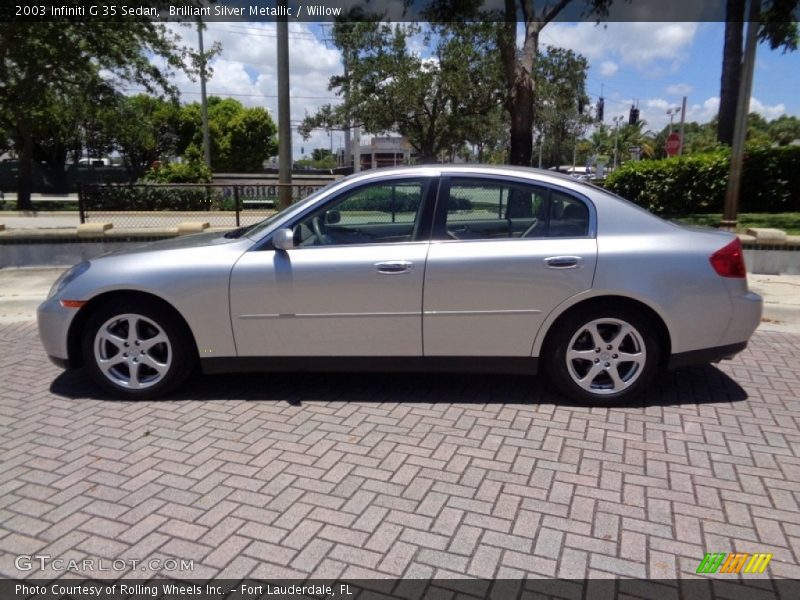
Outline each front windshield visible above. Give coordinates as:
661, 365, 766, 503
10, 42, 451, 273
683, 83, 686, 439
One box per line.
242, 182, 339, 240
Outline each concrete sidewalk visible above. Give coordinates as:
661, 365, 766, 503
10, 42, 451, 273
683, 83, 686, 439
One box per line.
2, 266, 798, 333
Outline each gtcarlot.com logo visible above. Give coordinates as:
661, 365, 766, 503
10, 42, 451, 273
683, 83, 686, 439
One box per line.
15, 555, 194, 572
696, 552, 772, 574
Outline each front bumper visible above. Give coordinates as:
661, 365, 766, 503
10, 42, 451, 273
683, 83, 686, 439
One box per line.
37, 297, 77, 365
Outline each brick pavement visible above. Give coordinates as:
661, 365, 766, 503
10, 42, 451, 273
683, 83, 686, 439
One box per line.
0, 321, 799, 582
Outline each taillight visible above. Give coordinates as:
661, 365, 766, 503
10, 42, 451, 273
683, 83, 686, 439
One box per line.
709, 238, 746, 278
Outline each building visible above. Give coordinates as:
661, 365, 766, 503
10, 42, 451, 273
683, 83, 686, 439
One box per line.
348, 137, 416, 170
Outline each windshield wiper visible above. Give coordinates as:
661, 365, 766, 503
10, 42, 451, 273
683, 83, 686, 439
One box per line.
224, 225, 254, 239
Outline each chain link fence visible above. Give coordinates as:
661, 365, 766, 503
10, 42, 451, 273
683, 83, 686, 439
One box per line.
78, 182, 329, 229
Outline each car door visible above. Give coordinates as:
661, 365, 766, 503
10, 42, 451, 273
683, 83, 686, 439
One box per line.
423, 175, 598, 356
229, 176, 436, 357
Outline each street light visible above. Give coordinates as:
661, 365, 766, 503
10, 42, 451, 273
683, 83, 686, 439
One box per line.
666, 106, 683, 133
612, 115, 624, 170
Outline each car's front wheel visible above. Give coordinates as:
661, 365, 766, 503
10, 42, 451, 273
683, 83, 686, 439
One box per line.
82, 300, 194, 399
546, 306, 660, 404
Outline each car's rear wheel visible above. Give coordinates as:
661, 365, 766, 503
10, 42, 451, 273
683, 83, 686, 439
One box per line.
82, 300, 194, 399
546, 306, 660, 404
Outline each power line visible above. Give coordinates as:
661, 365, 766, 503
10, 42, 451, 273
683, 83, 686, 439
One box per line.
121, 88, 339, 101
213, 26, 318, 40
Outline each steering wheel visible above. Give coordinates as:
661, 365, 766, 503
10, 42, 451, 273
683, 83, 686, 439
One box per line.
521, 217, 540, 238
311, 216, 328, 244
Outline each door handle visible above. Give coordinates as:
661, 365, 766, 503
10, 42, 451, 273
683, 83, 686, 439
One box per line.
376, 261, 414, 274
545, 256, 582, 269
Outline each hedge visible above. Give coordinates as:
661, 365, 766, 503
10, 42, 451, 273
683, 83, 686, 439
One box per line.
83, 185, 230, 211
605, 145, 800, 215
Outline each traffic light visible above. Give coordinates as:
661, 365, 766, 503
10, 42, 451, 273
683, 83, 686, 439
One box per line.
596, 98, 604, 122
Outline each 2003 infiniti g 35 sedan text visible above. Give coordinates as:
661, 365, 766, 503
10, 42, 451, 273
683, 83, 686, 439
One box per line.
38, 166, 763, 404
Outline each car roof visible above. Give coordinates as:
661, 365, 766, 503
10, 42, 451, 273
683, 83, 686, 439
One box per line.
341, 164, 597, 194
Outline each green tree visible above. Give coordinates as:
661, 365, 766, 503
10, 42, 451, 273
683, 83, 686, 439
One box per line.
0, 15, 202, 209
717, 0, 798, 145
767, 115, 800, 145
652, 121, 720, 158
425, 1, 613, 166
110, 94, 181, 181
589, 121, 655, 167
534, 46, 592, 167
178, 97, 277, 172
142, 146, 212, 183
300, 20, 505, 164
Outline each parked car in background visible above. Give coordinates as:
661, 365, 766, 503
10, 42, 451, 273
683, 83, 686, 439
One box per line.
38, 166, 762, 404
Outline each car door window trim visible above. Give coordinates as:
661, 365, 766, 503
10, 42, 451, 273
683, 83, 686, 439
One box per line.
253, 175, 440, 251
433, 174, 596, 241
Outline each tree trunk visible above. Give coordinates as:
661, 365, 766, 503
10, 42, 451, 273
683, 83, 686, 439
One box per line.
508, 81, 535, 166
16, 126, 35, 212
501, 7, 540, 166
718, 0, 745, 146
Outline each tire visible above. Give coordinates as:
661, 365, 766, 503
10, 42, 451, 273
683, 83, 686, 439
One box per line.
545, 305, 661, 405
82, 299, 195, 399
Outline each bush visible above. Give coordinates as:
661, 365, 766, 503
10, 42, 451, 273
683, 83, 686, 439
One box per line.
605, 145, 800, 215
142, 157, 212, 184
83, 185, 224, 211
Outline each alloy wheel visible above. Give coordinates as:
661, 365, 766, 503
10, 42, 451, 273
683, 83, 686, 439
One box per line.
93, 313, 172, 390
565, 317, 647, 396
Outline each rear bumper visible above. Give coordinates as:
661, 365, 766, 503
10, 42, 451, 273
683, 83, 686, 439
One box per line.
667, 341, 748, 369
719, 291, 763, 347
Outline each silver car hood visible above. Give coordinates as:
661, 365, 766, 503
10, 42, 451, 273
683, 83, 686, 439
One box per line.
98, 231, 247, 258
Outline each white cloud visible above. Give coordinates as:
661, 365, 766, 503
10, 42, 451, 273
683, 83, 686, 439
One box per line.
163, 22, 345, 158
631, 95, 787, 132
666, 83, 693, 96
749, 97, 787, 121
599, 61, 619, 77
542, 22, 698, 72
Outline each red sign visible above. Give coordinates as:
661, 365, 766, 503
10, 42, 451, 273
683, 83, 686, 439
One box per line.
665, 132, 681, 156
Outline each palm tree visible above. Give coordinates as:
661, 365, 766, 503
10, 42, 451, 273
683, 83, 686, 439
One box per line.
617, 121, 656, 159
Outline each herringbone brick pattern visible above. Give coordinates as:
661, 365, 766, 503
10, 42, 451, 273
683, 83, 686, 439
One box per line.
1, 321, 798, 580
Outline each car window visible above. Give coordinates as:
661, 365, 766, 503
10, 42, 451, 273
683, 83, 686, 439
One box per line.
444, 178, 587, 240
444, 180, 547, 240
293, 180, 426, 247
548, 191, 590, 238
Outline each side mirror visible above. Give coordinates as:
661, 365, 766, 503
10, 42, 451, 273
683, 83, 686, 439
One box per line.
272, 228, 295, 251
325, 210, 341, 225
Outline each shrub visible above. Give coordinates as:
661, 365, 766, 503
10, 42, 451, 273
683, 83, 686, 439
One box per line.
83, 185, 223, 211
605, 145, 800, 215
142, 156, 212, 184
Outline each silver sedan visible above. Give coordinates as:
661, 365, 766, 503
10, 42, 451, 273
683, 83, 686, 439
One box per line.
38, 166, 762, 404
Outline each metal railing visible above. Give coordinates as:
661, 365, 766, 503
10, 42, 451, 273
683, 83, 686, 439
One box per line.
78, 182, 328, 228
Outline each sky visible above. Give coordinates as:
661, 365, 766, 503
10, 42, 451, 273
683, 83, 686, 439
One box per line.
157, 20, 800, 159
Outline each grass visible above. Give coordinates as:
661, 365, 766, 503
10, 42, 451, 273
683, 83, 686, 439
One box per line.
672, 213, 800, 235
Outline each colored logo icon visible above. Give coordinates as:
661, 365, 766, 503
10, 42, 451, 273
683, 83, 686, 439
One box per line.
696, 553, 772, 574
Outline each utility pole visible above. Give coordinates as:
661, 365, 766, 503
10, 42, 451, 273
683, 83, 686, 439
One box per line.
537, 134, 543, 169
197, 19, 211, 169
277, 4, 292, 209
612, 115, 623, 170
343, 60, 352, 171
678, 95, 687, 155
353, 125, 361, 172
722, 0, 761, 231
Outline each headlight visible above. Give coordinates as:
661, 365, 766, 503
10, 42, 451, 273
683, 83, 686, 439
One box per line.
47, 261, 90, 300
